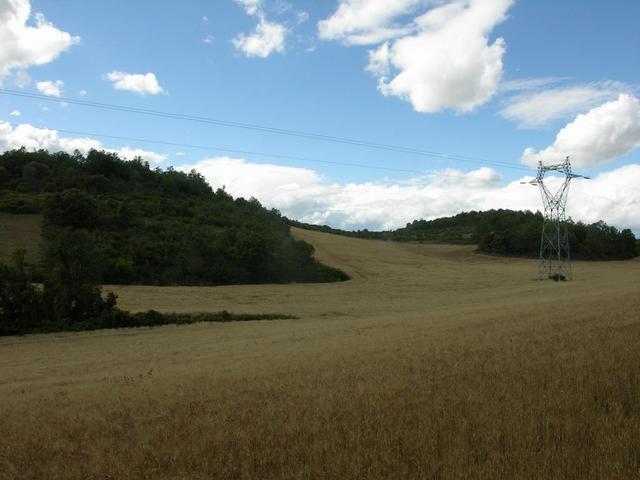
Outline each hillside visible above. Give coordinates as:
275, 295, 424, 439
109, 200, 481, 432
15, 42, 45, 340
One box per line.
0, 148, 348, 285
291, 209, 639, 260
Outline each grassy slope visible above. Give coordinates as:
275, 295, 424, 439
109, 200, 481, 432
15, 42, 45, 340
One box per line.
1, 228, 639, 479
0, 213, 42, 263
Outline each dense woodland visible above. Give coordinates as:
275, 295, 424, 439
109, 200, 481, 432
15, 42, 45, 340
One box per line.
0, 148, 348, 285
292, 210, 638, 260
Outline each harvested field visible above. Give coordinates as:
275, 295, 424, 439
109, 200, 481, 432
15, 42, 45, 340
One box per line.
1, 227, 639, 479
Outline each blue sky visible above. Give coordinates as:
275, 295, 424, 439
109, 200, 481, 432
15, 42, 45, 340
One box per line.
1, 0, 639, 231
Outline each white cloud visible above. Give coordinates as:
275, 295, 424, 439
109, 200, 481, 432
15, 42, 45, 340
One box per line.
522, 94, 640, 168
0, 0, 79, 81
426, 167, 502, 188
320, 0, 514, 113
36, 79, 63, 97
9, 110, 20, 117
500, 82, 629, 128
318, 0, 421, 45
115, 147, 166, 165
498, 77, 567, 93
365, 41, 391, 76
106, 71, 165, 95
233, 17, 286, 58
13, 70, 31, 88
296, 11, 309, 24
79, 89, 87, 96
180, 156, 640, 233
236, 0, 262, 16
201, 34, 215, 44
233, 0, 287, 58
0, 121, 166, 164
375, 0, 512, 113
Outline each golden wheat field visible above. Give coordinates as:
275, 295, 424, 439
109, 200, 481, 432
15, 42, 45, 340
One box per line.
1, 227, 639, 479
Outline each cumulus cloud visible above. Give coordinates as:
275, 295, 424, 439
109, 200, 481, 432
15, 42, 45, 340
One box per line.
522, 94, 640, 168
0, 0, 79, 81
320, 0, 513, 113
35, 79, 63, 97
106, 71, 165, 95
9, 110, 20, 117
233, 0, 286, 58
500, 82, 629, 128
0, 121, 166, 164
233, 17, 286, 57
180, 156, 640, 232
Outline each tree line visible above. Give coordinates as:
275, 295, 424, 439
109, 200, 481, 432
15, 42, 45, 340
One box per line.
0, 247, 293, 336
292, 209, 638, 260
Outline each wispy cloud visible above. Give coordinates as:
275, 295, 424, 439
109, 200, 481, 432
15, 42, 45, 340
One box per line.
500, 81, 631, 128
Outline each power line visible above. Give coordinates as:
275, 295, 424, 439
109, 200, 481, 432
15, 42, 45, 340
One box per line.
0, 88, 532, 173
2, 122, 637, 204
6, 123, 531, 186
6, 122, 430, 176
4, 89, 638, 195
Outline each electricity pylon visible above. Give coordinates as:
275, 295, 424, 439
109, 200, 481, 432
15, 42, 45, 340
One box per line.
523, 157, 588, 281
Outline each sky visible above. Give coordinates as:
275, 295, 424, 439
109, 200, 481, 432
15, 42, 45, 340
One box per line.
0, 0, 639, 232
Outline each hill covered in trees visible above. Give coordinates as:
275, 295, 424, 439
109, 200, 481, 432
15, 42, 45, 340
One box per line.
291, 210, 638, 260
0, 148, 348, 285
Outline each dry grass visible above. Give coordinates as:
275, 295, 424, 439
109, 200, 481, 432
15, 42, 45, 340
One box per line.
0, 213, 42, 263
1, 227, 639, 479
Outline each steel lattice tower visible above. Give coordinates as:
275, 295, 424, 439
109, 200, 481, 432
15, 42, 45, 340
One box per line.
524, 157, 588, 281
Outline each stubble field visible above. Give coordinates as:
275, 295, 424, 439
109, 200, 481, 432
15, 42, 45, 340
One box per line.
1, 227, 639, 479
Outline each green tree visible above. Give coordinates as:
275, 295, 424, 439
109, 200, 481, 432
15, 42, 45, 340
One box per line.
44, 189, 99, 229
42, 229, 108, 326
0, 249, 45, 335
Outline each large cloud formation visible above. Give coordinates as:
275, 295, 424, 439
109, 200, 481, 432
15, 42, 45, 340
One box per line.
0, 0, 78, 81
0, 121, 166, 164
181, 156, 640, 233
320, 0, 513, 113
522, 94, 640, 168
